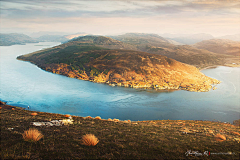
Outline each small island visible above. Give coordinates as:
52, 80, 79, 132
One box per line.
17, 36, 220, 92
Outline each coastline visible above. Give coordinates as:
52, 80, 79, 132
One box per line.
1, 100, 238, 125
200, 64, 240, 71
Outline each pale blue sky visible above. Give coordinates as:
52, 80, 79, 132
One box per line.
0, 0, 239, 36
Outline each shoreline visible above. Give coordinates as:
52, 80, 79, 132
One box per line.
200, 64, 240, 71
1, 100, 238, 124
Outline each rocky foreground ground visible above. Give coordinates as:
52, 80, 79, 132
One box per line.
1, 101, 239, 159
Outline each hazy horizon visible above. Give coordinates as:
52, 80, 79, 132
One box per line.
0, 0, 240, 37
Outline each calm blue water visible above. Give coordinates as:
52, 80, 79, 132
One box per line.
0, 42, 239, 122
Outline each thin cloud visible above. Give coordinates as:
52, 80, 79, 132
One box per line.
0, 0, 239, 36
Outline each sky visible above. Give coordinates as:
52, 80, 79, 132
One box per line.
0, 0, 240, 37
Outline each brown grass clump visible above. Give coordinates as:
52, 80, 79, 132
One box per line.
215, 134, 226, 142
86, 116, 92, 119
208, 130, 214, 134
113, 118, 119, 122
22, 128, 44, 142
231, 131, 240, 136
65, 114, 71, 118
95, 116, 101, 120
31, 112, 38, 116
82, 134, 99, 146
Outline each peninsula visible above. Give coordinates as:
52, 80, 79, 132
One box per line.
17, 36, 220, 92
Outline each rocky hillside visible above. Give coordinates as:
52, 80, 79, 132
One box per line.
17, 36, 220, 92
193, 39, 240, 56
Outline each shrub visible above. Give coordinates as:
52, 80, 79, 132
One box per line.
22, 128, 44, 142
82, 134, 99, 146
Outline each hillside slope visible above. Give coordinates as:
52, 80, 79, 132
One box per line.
17, 36, 220, 92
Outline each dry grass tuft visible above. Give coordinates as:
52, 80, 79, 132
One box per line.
86, 116, 92, 119
215, 134, 226, 142
31, 112, 38, 116
65, 114, 71, 118
113, 118, 119, 122
82, 134, 99, 146
231, 131, 240, 136
22, 128, 44, 142
208, 129, 213, 134
95, 116, 101, 120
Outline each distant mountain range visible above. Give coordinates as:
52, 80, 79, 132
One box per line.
29, 31, 73, 38
36, 35, 69, 43
0, 33, 38, 46
217, 34, 240, 41
0, 32, 90, 45
193, 39, 240, 56
36, 33, 89, 43
165, 33, 214, 45
161, 33, 240, 45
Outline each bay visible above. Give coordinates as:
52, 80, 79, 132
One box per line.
0, 42, 239, 122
